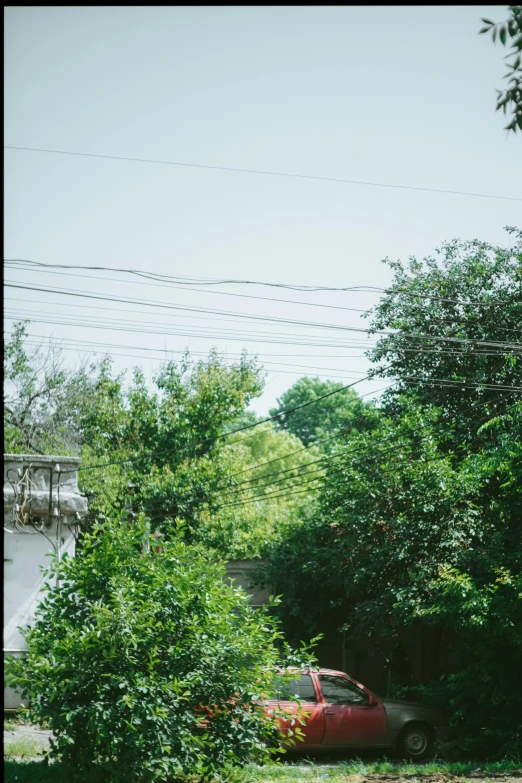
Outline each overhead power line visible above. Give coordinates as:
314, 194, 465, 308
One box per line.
16, 341, 366, 381
131, 390, 394, 513
5, 145, 521, 201
6, 269, 522, 336
6, 283, 521, 350
131, 390, 522, 525
14, 331, 377, 359
219, 464, 327, 500
5, 258, 520, 304
4, 307, 379, 348
3, 313, 380, 350
220, 385, 522, 502
16, 334, 517, 378
6, 310, 521, 362
3, 293, 377, 334
206, 481, 322, 509
148, 413, 491, 513
68, 385, 519, 521
8, 301, 520, 356
212, 419, 444, 503
213, 424, 463, 501
3, 282, 384, 335
3, 262, 371, 315
7, 306, 521, 354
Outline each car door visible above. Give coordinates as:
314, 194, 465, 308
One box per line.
275, 672, 325, 748
317, 673, 387, 747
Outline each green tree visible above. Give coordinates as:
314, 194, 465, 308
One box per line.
4, 321, 103, 455
480, 6, 522, 133
263, 397, 522, 755
412, 404, 522, 755
199, 422, 323, 558
261, 401, 469, 642
3, 326, 322, 559
69, 350, 265, 541
366, 229, 522, 442
261, 231, 522, 756
269, 376, 369, 450
5, 518, 316, 780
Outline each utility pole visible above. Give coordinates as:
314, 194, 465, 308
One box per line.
124, 482, 136, 529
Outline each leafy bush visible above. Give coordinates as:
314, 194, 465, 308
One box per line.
5, 518, 315, 781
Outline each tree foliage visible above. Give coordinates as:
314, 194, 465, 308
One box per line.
199, 422, 323, 558
3, 327, 323, 558
77, 350, 264, 542
2, 334, 266, 546
4, 321, 103, 455
5, 518, 316, 781
261, 230, 522, 756
366, 229, 522, 439
269, 376, 369, 450
262, 402, 476, 638
480, 6, 522, 133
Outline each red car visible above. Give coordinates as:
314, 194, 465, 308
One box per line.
265, 668, 449, 760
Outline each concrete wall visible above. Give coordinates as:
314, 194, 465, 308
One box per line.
4, 454, 88, 709
224, 559, 271, 607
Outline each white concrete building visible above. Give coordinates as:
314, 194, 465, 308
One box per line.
3, 454, 88, 709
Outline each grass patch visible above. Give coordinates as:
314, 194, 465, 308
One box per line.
336, 759, 522, 776
243, 757, 522, 782
3, 737, 49, 759
4, 757, 521, 783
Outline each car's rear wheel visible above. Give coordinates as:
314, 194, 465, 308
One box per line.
397, 722, 434, 761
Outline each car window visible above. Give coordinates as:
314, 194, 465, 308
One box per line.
272, 674, 317, 702
318, 675, 369, 705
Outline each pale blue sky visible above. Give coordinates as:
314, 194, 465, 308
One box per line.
4, 6, 521, 414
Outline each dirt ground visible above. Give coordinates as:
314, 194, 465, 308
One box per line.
4, 723, 53, 745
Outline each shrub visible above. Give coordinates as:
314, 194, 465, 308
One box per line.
5, 517, 314, 781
